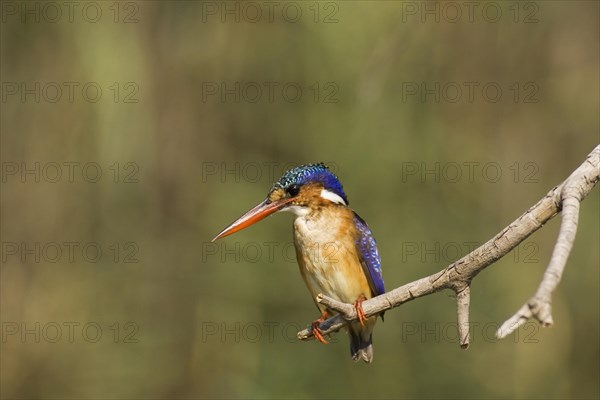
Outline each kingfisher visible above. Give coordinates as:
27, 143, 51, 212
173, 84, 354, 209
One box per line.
212, 163, 385, 363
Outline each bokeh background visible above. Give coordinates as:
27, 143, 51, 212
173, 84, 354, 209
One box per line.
1, 1, 599, 399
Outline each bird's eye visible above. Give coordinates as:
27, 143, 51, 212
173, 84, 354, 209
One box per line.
287, 184, 300, 197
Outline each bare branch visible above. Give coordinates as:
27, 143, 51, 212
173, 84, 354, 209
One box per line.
298, 145, 600, 347
316, 294, 354, 319
497, 147, 599, 338
456, 285, 471, 349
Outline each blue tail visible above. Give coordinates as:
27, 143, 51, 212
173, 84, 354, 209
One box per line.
349, 326, 374, 363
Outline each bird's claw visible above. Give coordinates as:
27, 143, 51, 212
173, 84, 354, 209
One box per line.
311, 321, 329, 344
354, 295, 368, 327
311, 311, 330, 344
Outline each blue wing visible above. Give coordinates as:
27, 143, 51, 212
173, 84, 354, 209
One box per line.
353, 212, 385, 297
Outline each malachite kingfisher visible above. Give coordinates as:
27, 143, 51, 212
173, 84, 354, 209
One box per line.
212, 163, 385, 363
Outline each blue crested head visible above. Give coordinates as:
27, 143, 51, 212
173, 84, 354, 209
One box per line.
271, 163, 349, 205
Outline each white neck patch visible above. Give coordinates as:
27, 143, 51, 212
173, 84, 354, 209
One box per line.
320, 189, 347, 205
281, 205, 310, 217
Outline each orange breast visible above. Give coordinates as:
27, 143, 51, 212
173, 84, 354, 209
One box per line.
293, 206, 372, 310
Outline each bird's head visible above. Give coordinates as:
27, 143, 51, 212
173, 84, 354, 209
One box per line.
212, 163, 348, 241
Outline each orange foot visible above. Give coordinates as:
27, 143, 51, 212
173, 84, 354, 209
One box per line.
354, 295, 368, 327
311, 311, 330, 344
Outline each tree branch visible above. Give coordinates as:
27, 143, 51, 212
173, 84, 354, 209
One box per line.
298, 145, 600, 346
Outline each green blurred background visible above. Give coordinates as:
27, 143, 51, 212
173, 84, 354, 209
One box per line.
1, 1, 599, 399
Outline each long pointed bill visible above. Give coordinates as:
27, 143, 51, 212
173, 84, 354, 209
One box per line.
211, 198, 293, 242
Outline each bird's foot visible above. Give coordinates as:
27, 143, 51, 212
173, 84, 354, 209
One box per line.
311, 311, 330, 344
354, 295, 368, 327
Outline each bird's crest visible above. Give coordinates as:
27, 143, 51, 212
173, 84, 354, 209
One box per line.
271, 163, 349, 205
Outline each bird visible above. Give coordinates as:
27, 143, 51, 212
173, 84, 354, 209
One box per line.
212, 163, 385, 363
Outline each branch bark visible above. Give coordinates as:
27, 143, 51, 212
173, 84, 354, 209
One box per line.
298, 145, 600, 347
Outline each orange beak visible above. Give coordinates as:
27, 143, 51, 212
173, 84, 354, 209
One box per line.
211, 197, 294, 242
